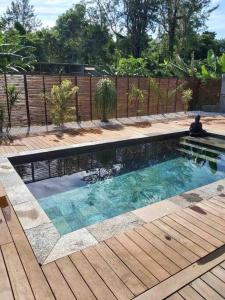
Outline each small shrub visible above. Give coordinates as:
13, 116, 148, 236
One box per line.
128, 84, 144, 116
181, 89, 193, 113
5, 84, 20, 132
95, 78, 117, 122
48, 80, 79, 127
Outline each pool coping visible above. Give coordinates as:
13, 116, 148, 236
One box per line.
1, 130, 225, 265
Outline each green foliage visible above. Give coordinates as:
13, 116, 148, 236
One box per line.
200, 50, 225, 80
164, 54, 200, 78
95, 78, 117, 122
1, 0, 41, 32
181, 89, 193, 113
149, 78, 185, 111
4, 84, 20, 131
0, 40, 36, 73
48, 80, 79, 127
128, 84, 144, 116
117, 57, 148, 76
5, 84, 20, 107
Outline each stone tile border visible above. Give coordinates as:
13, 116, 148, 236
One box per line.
1, 128, 225, 265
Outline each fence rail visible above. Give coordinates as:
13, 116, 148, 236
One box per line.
0, 74, 221, 128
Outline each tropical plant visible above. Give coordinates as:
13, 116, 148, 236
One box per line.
149, 78, 184, 113
95, 78, 117, 122
128, 84, 144, 116
5, 84, 20, 131
200, 50, 225, 80
181, 89, 193, 113
0, 43, 36, 73
47, 80, 79, 127
164, 54, 200, 78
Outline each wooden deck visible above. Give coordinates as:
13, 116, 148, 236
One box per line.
1, 115, 225, 299
0, 115, 225, 157
2, 195, 225, 299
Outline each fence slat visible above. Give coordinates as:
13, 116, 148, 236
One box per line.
23, 74, 31, 128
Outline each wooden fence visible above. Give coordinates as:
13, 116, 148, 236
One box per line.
0, 74, 221, 128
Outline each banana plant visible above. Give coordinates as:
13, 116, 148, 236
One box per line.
0, 43, 36, 73
200, 50, 225, 80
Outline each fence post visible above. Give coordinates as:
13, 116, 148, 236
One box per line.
3, 73, 11, 128
90, 76, 92, 121
24, 74, 31, 128
147, 77, 150, 115
74, 76, 79, 122
174, 78, 178, 112
137, 77, 140, 117
42, 75, 48, 126
127, 77, 129, 118
115, 75, 118, 119
157, 78, 161, 114
165, 77, 170, 113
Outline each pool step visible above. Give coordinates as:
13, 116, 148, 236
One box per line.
179, 141, 225, 159
182, 136, 225, 151
177, 148, 225, 165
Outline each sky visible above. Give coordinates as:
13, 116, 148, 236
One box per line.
0, 0, 225, 39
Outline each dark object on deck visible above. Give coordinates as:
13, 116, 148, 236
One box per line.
189, 115, 208, 137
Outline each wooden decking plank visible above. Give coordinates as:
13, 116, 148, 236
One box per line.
201, 271, 225, 297
209, 197, 225, 209
105, 237, 158, 288
0, 249, 14, 300
0, 209, 12, 246
42, 262, 76, 300
70, 251, 117, 300
162, 216, 212, 253
203, 200, 225, 216
193, 203, 225, 227
125, 230, 180, 275
166, 293, 184, 300
116, 233, 169, 281
191, 278, 223, 300
169, 213, 221, 247
178, 285, 204, 300
2, 206, 55, 300
136, 226, 189, 269
83, 246, 134, 300
2, 243, 34, 300
153, 219, 206, 258
185, 206, 225, 234
176, 210, 225, 243
211, 265, 225, 282
56, 256, 96, 300
134, 245, 225, 300
95, 242, 147, 296
144, 222, 198, 263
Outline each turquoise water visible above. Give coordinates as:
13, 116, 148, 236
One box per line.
14, 137, 225, 235
38, 156, 225, 235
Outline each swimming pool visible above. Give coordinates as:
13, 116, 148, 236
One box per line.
14, 135, 225, 235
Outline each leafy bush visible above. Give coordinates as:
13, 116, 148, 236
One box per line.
95, 78, 117, 122
48, 80, 79, 127
181, 89, 193, 113
128, 84, 144, 116
5, 84, 20, 130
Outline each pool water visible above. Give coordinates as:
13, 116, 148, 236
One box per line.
14, 136, 225, 235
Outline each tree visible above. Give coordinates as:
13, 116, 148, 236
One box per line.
1, 0, 41, 32
158, 0, 218, 58
94, 0, 159, 57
